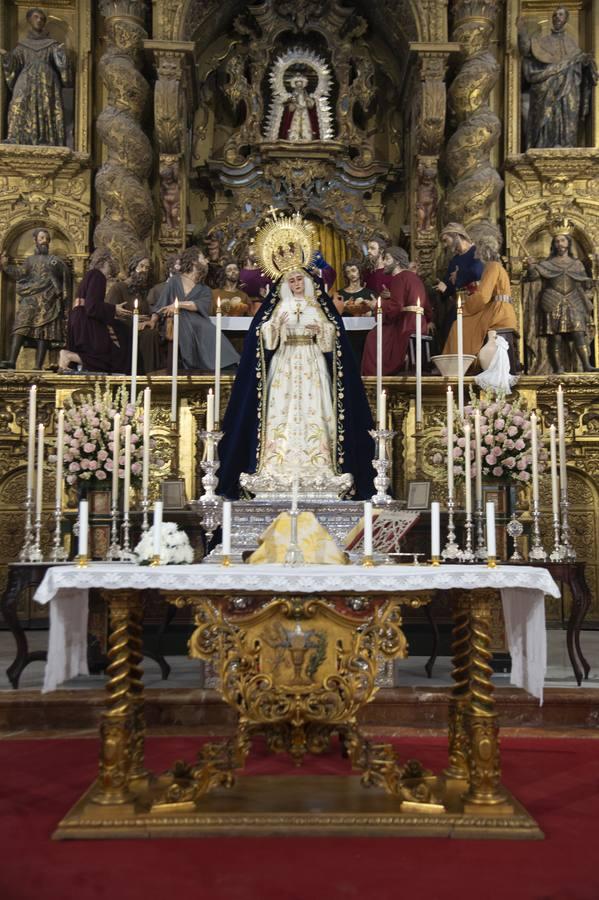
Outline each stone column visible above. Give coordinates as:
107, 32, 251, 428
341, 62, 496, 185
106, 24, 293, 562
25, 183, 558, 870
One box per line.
94, 1, 154, 266
445, 0, 503, 245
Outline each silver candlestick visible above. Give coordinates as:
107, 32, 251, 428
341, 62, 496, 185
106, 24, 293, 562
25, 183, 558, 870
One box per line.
549, 510, 566, 562
192, 429, 223, 543
442, 496, 461, 560
19, 489, 35, 562
284, 508, 304, 566
29, 506, 43, 563
559, 490, 576, 561
369, 428, 396, 505
528, 497, 547, 561
461, 512, 475, 562
51, 502, 67, 563
106, 497, 121, 560
475, 501, 487, 560
140, 496, 150, 534
119, 510, 135, 562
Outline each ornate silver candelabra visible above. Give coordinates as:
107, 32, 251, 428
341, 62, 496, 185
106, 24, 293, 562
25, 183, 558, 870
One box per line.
559, 491, 576, 561
442, 496, 461, 560
19, 489, 35, 562
29, 505, 43, 563
461, 512, 475, 562
119, 510, 136, 562
106, 496, 121, 561
51, 500, 67, 563
549, 507, 566, 562
528, 496, 547, 561
368, 428, 396, 505
193, 429, 223, 543
140, 496, 150, 535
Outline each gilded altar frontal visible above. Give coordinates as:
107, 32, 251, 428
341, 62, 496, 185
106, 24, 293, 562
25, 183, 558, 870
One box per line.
0, 2, 599, 616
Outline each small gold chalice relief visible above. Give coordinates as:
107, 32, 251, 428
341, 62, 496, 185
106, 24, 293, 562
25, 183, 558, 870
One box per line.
288, 623, 312, 686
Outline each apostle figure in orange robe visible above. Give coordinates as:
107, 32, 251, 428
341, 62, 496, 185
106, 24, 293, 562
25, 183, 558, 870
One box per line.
361, 246, 432, 375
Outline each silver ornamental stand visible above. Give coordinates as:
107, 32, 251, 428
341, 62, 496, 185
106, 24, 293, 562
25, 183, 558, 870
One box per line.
19, 489, 35, 562
506, 512, 524, 561
528, 495, 547, 561
475, 501, 487, 560
119, 510, 136, 562
106, 495, 121, 561
442, 496, 461, 560
559, 490, 576, 561
369, 428, 396, 505
51, 500, 67, 563
549, 507, 566, 562
193, 429, 223, 543
461, 511, 475, 562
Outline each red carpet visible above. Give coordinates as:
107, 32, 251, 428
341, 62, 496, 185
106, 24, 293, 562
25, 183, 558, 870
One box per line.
1, 735, 598, 900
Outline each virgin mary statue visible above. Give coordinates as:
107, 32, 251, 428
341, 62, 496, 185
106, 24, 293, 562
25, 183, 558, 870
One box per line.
218, 213, 374, 500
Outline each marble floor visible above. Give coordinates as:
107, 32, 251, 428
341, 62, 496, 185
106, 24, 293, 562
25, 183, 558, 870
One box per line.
0, 627, 596, 693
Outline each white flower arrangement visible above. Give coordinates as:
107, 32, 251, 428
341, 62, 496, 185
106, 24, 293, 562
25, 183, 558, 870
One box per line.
134, 521, 194, 565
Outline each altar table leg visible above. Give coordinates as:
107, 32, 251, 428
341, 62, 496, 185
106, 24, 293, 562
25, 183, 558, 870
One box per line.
445, 594, 470, 780
462, 590, 510, 811
127, 595, 147, 781
92, 590, 144, 805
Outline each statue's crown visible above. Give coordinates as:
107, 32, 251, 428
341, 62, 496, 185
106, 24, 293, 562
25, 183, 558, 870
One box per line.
254, 208, 317, 281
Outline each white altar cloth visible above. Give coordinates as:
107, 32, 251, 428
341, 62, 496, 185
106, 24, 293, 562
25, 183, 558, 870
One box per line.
34, 563, 559, 699
210, 316, 375, 332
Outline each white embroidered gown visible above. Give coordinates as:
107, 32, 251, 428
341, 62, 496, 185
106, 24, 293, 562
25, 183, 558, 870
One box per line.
240, 296, 353, 499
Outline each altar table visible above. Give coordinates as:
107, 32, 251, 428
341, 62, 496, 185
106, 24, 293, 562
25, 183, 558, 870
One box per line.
34, 562, 559, 840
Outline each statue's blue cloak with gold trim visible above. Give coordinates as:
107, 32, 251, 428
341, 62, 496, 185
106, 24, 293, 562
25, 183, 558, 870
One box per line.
218, 274, 375, 500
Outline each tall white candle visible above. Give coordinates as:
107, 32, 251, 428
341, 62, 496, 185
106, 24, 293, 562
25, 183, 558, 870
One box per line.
415, 297, 422, 424
486, 501, 496, 557
457, 295, 464, 418
130, 298, 139, 406
431, 501, 440, 558
111, 413, 120, 506
26, 385, 37, 498
170, 298, 179, 422
78, 499, 88, 557
222, 500, 231, 556
35, 423, 44, 522
550, 424, 559, 519
378, 389, 387, 461
55, 409, 64, 509
215, 295, 222, 426
363, 501, 373, 556
446, 386, 454, 500
474, 408, 482, 507
152, 500, 163, 558
530, 411, 539, 507
463, 422, 472, 516
142, 387, 151, 499
123, 424, 132, 514
376, 296, 383, 426
556, 385, 567, 495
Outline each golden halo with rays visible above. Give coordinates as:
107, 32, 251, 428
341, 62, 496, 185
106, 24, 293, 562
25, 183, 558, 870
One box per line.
254, 210, 317, 281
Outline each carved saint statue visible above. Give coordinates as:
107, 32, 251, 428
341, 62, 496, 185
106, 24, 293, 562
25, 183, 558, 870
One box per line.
524, 233, 596, 374
518, 7, 598, 149
0, 228, 71, 370
279, 74, 319, 141
1, 7, 70, 146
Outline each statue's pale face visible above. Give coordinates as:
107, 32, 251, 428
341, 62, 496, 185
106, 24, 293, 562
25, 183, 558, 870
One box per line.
344, 265, 361, 285
135, 258, 151, 275
367, 241, 383, 262
291, 76, 308, 90
286, 272, 305, 296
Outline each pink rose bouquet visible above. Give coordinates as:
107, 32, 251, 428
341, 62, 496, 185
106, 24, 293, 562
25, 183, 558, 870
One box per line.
50, 384, 159, 487
435, 390, 547, 485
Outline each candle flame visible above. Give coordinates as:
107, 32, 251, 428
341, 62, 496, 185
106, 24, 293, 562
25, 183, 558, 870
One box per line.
377, 295, 381, 310
174, 297, 179, 310
134, 298, 139, 311
217, 295, 222, 311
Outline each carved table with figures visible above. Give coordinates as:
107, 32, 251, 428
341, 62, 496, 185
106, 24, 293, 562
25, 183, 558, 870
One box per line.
34, 562, 559, 840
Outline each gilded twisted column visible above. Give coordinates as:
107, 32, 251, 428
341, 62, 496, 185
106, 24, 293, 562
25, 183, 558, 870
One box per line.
93, 592, 136, 805
463, 590, 510, 810
444, 592, 471, 780
94, 1, 154, 266
445, 0, 503, 245
127, 597, 147, 781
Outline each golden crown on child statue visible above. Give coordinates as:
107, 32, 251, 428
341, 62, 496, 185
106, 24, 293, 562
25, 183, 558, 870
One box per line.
254, 207, 317, 281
